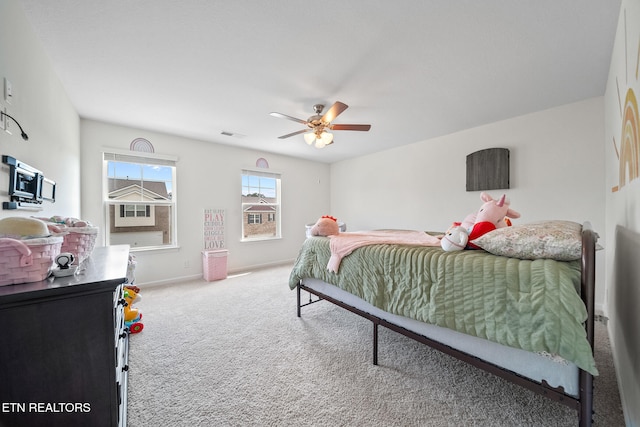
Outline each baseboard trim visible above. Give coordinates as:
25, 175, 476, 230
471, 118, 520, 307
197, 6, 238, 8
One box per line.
136, 259, 295, 288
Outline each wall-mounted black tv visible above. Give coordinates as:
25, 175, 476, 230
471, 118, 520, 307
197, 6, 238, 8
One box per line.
2, 155, 56, 210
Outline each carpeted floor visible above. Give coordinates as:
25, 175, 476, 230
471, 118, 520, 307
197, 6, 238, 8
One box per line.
126, 263, 625, 426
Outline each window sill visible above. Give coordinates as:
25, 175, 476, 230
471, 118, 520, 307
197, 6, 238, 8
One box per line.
240, 236, 282, 243
126, 244, 180, 253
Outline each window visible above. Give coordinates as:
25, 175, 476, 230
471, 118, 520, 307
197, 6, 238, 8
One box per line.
248, 214, 262, 224
241, 169, 281, 240
115, 204, 154, 228
103, 150, 177, 250
122, 204, 150, 218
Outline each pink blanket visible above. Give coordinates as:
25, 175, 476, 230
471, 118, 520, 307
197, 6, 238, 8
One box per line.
327, 230, 441, 273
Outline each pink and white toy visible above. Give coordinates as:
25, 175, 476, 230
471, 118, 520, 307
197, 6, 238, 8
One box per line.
441, 226, 469, 251
461, 192, 520, 249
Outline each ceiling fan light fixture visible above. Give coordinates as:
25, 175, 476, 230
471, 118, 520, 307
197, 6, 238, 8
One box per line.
271, 101, 370, 148
312, 131, 333, 149
303, 132, 316, 145
319, 131, 333, 145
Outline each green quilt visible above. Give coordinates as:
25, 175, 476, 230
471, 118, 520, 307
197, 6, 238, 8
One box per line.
289, 236, 597, 376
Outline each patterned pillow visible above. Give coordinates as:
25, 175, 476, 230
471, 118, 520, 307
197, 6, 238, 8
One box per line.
471, 220, 582, 260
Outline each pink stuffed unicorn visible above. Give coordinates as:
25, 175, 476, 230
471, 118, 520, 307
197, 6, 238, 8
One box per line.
460, 192, 520, 249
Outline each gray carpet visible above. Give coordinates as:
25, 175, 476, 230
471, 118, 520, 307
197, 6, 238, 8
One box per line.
126, 263, 625, 426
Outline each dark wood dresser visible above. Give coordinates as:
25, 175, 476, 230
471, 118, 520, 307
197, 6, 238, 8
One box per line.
0, 245, 130, 427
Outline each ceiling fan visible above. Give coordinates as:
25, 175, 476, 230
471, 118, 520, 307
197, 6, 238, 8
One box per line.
270, 101, 371, 148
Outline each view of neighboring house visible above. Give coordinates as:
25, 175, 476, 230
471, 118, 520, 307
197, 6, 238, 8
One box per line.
241, 196, 278, 239
108, 178, 172, 247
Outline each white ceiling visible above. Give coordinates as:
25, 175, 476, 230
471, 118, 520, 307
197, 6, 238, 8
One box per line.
18, 0, 621, 163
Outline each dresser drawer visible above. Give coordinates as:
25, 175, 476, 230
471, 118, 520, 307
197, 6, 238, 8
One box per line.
113, 285, 126, 344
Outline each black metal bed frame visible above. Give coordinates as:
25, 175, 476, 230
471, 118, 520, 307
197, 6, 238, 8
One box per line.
296, 222, 597, 427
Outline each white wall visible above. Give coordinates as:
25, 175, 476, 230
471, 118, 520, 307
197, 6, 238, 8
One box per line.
331, 97, 607, 308
81, 119, 330, 285
604, 0, 640, 425
0, 0, 80, 220
1, 0, 330, 287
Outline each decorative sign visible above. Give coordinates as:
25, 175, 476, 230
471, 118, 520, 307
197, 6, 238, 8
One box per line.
203, 208, 225, 249
609, 3, 640, 193
130, 137, 155, 153
466, 148, 510, 191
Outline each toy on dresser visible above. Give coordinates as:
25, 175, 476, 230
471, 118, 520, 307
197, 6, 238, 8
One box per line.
123, 285, 144, 334
52, 252, 77, 277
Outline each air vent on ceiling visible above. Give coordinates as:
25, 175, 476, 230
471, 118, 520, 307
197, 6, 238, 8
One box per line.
220, 131, 245, 138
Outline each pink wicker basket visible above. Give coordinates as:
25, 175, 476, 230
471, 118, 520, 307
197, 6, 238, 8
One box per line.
0, 236, 64, 286
59, 226, 98, 264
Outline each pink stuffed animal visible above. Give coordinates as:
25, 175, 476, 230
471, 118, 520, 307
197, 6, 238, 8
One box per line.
310, 215, 340, 236
461, 192, 520, 249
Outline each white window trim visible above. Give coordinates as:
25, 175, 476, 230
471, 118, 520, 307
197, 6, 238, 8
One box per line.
241, 167, 282, 242
102, 148, 179, 252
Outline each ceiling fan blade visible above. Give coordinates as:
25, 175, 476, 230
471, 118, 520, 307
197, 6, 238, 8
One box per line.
270, 112, 308, 125
277, 129, 308, 139
322, 101, 348, 123
330, 124, 371, 131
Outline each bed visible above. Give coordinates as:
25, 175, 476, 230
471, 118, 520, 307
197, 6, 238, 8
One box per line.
289, 221, 598, 427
